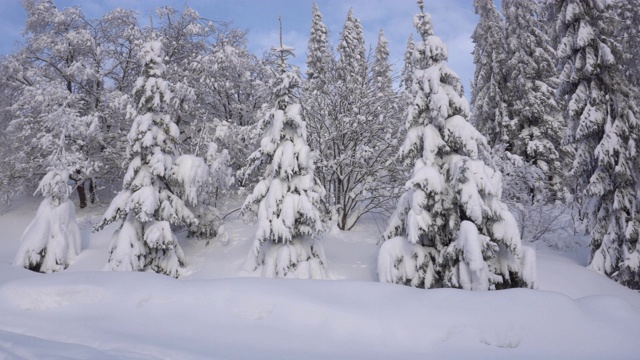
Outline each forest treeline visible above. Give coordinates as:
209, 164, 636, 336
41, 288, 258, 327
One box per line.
3, 0, 640, 290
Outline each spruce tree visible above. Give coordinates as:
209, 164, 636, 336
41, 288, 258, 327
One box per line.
470, 0, 508, 148
556, 0, 640, 288
372, 29, 393, 98
613, 0, 640, 89
540, 0, 560, 51
241, 24, 326, 279
378, 0, 536, 290
400, 34, 415, 91
305, 2, 332, 90
337, 9, 367, 87
93, 40, 198, 278
502, 0, 564, 199
303, 2, 334, 213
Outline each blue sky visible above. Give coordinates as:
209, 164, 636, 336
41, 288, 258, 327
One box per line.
0, 0, 478, 92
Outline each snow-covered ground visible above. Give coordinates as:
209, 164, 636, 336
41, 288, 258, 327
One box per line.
1, 195, 639, 359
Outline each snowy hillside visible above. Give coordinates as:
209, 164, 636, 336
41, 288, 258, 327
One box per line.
1, 196, 639, 359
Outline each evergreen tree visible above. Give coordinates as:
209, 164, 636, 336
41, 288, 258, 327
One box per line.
241, 28, 326, 279
305, 2, 332, 90
502, 0, 564, 199
539, 0, 560, 51
93, 40, 200, 278
400, 34, 415, 91
337, 9, 367, 87
303, 2, 335, 213
470, 0, 508, 148
613, 0, 640, 89
372, 29, 393, 98
378, 1, 536, 290
557, 0, 640, 288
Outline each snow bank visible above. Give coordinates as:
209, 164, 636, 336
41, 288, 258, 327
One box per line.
0, 269, 639, 359
1, 197, 640, 358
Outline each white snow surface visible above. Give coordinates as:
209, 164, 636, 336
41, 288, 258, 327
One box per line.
1, 196, 640, 359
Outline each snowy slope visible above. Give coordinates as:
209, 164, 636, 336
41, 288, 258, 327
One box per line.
1, 196, 639, 359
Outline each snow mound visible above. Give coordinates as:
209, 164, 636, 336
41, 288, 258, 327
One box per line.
0, 271, 639, 359
13, 198, 81, 273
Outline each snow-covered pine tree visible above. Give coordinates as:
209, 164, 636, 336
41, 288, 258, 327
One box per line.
613, 0, 640, 89
556, 0, 640, 288
470, 0, 508, 149
539, 0, 561, 51
502, 0, 565, 200
14, 169, 81, 273
303, 2, 335, 218
305, 2, 332, 90
372, 29, 393, 98
378, 0, 536, 290
241, 22, 326, 279
400, 34, 415, 91
337, 9, 367, 88
93, 40, 200, 278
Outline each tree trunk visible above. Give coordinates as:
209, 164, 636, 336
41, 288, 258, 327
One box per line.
88, 178, 96, 204
70, 170, 88, 208
77, 182, 87, 209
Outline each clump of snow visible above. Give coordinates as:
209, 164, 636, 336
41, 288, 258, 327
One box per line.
14, 198, 81, 274
35, 170, 71, 206
171, 154, 209, 206
246, 236, 326, 279
446, 221, 493, 290
378, 236, 434, 287
13, 170, 81, 274
104, 214, 144, 272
